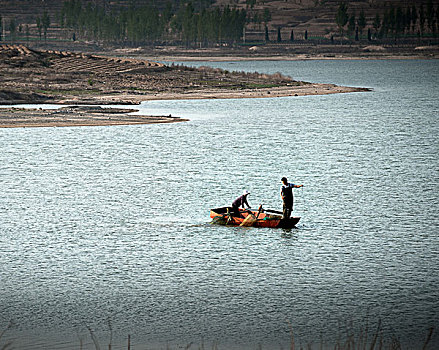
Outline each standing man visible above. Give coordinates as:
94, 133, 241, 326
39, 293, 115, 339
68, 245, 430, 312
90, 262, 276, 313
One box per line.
280, 177, 303, 219
231, 190, 251, 216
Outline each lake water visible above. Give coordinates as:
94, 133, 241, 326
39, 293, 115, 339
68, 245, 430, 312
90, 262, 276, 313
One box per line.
0, 60, 438, 350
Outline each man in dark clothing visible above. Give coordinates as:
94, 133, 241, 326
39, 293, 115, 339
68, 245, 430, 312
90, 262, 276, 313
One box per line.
280, 177, 303, 219
231, 190, 251, 216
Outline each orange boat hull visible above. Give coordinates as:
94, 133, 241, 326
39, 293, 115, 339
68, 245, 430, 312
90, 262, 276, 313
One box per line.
210, 207, 300, 228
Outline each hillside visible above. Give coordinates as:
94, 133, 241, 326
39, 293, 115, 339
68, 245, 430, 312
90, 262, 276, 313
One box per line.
226, 0, 439, 41
0, 0, 438, 54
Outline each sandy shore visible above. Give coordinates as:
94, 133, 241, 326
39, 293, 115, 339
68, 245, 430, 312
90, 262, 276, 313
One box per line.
0, 45, 372, 127
0, 106, 188, 128
54, 84, 369, 105
132, 84, 369, 100
141, 53, 434, 62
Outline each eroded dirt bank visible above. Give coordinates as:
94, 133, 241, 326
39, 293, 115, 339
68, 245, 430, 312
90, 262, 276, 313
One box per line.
0, 44, 370, 106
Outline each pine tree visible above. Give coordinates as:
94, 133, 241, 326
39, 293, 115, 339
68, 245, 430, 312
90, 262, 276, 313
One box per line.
348, 13, 356, 37
277, 27, 281, 42
263, 8, 271, 25
42, 11, 50, 41
426, 0, 434, 33
182, 2, 195, 45
419, 5, 425, 35
336, 2, 349, 42
9, 18, 17, 42
395, 7, 403, 38
36, 16, 42, 40
436, 6, 439, 34
380, 9, 388, 38
55, 0, 247, 46
405, 6, 411, 34
290, 28, 294, 42
357, 10, 366, 37
373, 13, 381, 36
412, 4, 418, 33
25, 24, 30, 42
389, 6, 396, 37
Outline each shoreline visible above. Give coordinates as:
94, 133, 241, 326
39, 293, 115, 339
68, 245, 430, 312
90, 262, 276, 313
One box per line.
0, 45, 371, 127
143, 54, 438, 62
0, 106, 188, 128
0, 82, 369, 128
51, 84, 370, 105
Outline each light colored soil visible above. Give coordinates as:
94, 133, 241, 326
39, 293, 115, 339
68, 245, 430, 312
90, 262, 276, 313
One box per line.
0, 44, 371, 106
0, 106, 187, 128
0, 44, 372, 127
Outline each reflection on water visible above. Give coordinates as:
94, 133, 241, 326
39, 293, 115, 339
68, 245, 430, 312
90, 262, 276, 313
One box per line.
0, 60, 438, 349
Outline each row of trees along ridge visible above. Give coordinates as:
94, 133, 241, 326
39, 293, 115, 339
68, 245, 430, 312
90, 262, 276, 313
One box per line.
58, 0, 246, 45
1, 0, 439, 45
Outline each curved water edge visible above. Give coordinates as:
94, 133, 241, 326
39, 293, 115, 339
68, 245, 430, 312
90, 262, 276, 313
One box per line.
0, 59, 438, 349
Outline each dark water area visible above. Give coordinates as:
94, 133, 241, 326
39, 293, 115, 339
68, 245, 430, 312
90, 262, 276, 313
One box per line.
0, 60, 438, 349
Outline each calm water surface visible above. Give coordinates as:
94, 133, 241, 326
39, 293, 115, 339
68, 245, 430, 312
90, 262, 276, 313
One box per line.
0, 60, 438, 349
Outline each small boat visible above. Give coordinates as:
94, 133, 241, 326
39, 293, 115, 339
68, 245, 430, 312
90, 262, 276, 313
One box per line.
210, 206, 300, 229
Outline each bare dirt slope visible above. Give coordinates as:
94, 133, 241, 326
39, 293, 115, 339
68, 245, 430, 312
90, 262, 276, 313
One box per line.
0, 44, 368, 105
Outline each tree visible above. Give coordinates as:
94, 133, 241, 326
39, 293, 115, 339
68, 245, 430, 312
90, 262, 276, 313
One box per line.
25, 24, 30, 42
36, 16, 42, 39
367, 27, 371, 41
263, 8, 271, 25
355, 26, 358, 41
405, 6, 412, 34
419, 5, 425, 35
357, 10, 366, 36
388, 6, 395, 36
264, 24, 269, 41
42, 11, 50, 41
246, 0, 256, 9
412, 4, 417, 33
426, 0, 434, 33
290, 29, 294, 42
395, 6, 403, 38
56, 0, 246, 46
348, 13, 356, 37
277, 27, 281, 42
336, 2, 349, 42
9, 18, 17, 42
437, 6, 439, 34
182, 3, 195, 45
253, 12, 262, 31
373, 13, 381, 36
304, 29, 308, 40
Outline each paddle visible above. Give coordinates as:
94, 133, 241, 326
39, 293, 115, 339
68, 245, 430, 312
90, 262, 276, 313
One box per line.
254, 205, 263, 220
263, 208, 283, 215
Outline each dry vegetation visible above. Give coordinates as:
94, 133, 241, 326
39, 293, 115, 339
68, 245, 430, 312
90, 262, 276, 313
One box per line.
0, 44, 304, 105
